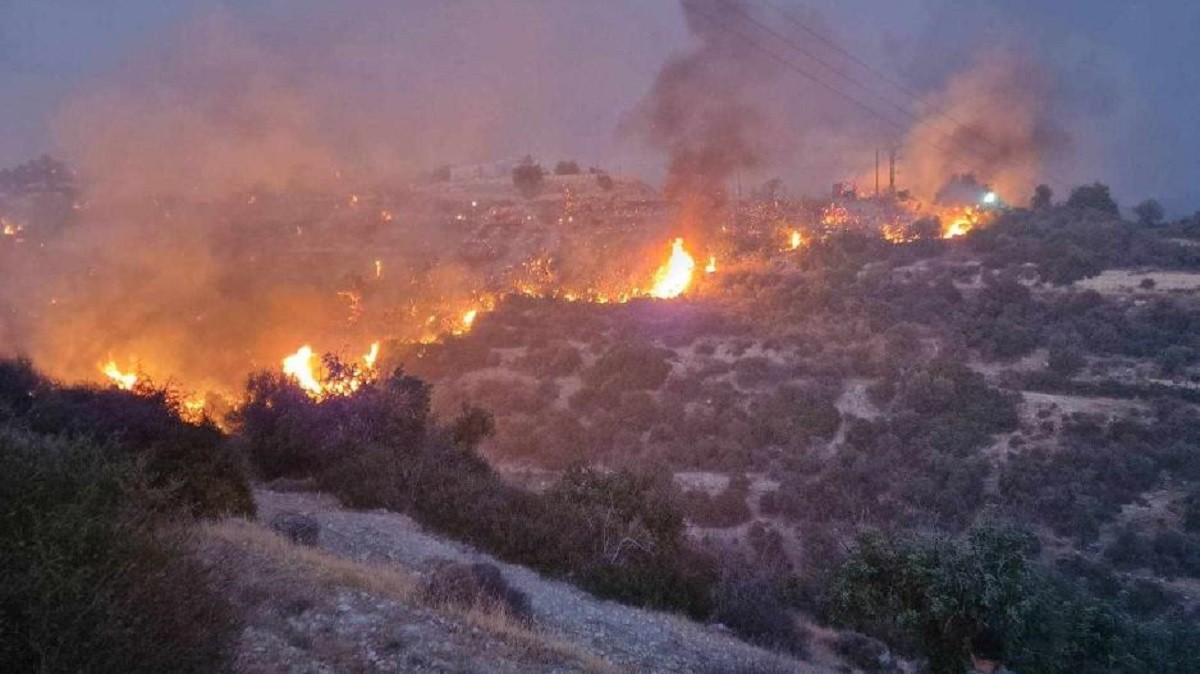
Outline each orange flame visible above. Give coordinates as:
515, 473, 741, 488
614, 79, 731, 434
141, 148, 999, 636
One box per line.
363, 341, 380, 370
281, 346, 323, 396
788, 230, 803, 250
102, 360, 137, 390
649, 238, 695, 299
937, 205, 991, 239
281, 342, 382, 399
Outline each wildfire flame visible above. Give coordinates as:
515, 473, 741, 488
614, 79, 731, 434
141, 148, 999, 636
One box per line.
282, 346, 323, 395
102, 360, 138, 390
705, 255, 717, 274
363, 341, 380, 369
937, 205, 990, 239
649, 238, 696, 299
788, 230, 803, 250
282, 341, 383, 399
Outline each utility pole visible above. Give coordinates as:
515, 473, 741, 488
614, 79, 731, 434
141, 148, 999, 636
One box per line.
888, 147, 897, 196
874, 148, 880, 198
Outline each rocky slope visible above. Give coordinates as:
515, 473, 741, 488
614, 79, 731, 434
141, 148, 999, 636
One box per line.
199, 487, 829, 673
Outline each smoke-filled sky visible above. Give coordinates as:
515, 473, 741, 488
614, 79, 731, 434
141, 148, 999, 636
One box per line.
2, 0, 1199, 211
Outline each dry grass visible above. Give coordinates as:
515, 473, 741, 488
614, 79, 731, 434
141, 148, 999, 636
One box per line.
200, 518, 418, 600
450, 603, 621, 673
1076, 269, 1200, 293
199, 517, 619, 673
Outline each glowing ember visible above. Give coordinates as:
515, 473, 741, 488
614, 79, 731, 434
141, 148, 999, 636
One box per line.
102, 360, 138, 390
788, 230, 803, 250
820, 204, 854, 229
180, 398, 207, 423
705, 255, 717, 274
649, 238, 696, 299
882, 222, 919, 244
374, 259, 383, 279
282, 346, 323, 395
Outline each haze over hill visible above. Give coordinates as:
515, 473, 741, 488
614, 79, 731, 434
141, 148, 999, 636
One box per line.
4, 2, 1200, 673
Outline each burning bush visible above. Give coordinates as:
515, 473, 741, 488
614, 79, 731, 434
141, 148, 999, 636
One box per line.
231, 362, 432, 485
0, 358, 253, 518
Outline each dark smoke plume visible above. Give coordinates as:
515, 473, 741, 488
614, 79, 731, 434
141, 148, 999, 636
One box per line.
620, 0, 788, 223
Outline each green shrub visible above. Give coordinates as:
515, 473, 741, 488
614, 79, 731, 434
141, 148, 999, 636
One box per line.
0, 428, 238, 672
827, 527, 1200, 673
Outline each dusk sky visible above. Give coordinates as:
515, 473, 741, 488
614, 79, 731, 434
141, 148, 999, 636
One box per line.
3, 1, 1198, 212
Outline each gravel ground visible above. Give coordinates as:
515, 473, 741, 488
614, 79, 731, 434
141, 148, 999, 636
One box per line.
255, 489, 827, 673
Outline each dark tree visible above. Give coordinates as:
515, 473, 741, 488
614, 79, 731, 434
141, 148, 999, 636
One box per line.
1031, 184, 1053, 211
751, 177, 782, 201
512, 163, 545, 198
1047, 346, 1085, 377
1066, 182, 1119, 216
1133, 199, 1165, 226
553, 160, 581, 175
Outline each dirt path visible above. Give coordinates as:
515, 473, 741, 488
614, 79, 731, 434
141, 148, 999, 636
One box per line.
256, 489, 827, 673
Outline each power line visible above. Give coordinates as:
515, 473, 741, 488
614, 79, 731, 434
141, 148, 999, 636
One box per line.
686, 6, 901, 135
756, 0, 1071, 190
759, 1, 929, 107
685, 4, 976, 178
729, 4, 920, 130
729, 1, 996, 167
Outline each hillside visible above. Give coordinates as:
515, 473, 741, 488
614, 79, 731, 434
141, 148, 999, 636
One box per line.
203, 487, 826, 673
7, 172, 1200, 672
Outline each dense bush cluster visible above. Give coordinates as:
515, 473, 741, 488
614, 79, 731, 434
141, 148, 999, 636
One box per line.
827, 527, 1200, 674
967, 203, 1200, 285
1105, 525, 1200, 579
770, 359, 1017, 529
0, 360, 242, 672
1001, 406, 1200, 540
0, 359, 254, 518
